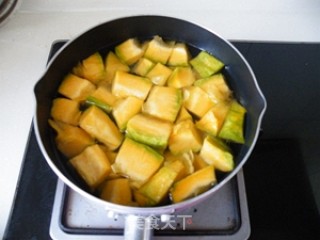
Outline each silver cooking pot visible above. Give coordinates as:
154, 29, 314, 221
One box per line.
34, 15, 266, 239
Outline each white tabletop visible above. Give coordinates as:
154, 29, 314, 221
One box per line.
1, 0, 320, 238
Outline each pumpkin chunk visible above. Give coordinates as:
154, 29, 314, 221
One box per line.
143, 86, 182, 122
170, 165, 216, 203
112, 138, 164, 188
112, 96, 143, 131
146, 62, 172, 86
115, 38, 144, 65
195, 102, 230, 136
183, 86, 214, 118
72, 52, 105, 84
70, 144, 112, 188
218, 100, 246, 144
190, 51, 224, 78
175, 106, 193, 123
194, 73, 232, 104
126, 113, 173, 150
200, 136, 234, 172
138, 165, 179, 205
193, 154, 209, 171
58, 73, 96, 101
169, 119, 202, 155
85, 85, 117, 113
167, 42, 190, 67
112, 71, 152, 100
51, 98, 81, 126
104, 51, 130, 83
143, 36, 174, 64
164, 151, 194, 180
167, 67, 195, 88
79, 106, 123, 150
132, 57, 155, 76
100, 178, 133, 206
48, 119, 94, 158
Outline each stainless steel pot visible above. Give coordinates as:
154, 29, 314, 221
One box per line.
34, 15, 266, 239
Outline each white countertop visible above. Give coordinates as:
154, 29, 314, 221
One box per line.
1, 0, 320, 238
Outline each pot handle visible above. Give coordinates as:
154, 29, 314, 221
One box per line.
124, 215, 153, 240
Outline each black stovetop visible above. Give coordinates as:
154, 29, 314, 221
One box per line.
4, 41, 320, 240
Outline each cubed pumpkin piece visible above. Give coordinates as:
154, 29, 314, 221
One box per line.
115, 38, 144, 65
126, 113, 173, 150
175, 106, 193, 123
104, 51, 130, 83
70, 144, 112, 188
164, 150, 194, 179
143, 36, 174, 64
100, 145, 117, 164
112, 71, 152, 100
138, 165, 179, 205
51, 98, 81, 126
143, 86, 182, 122
193, 154, 209, 171
112, 96, 143, 131
219, 100, 246, 144
190, 51, 224, 78
167, 42, 190, 67
183, 86, 214, 118
200, 136, 234, 172
169, 119, 202, 155
170, 165, 216, 203
100, 178, 133, 206
195, 109, 220, 136
48, 119, 94, 158
112, 138, 164, 188
132, 57, 155, 76
164, 159, 185, 181
133, 190, 156, 207
167, 67, 195, 88
79, 106, 123, 150
195, 102, 231, 136
72, 52, 105, 84
212, 102, 232, 129
194, 73, 232, 104
58, 73, 96, 101
146, 62, 172, 86
86, 85, 117, 113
